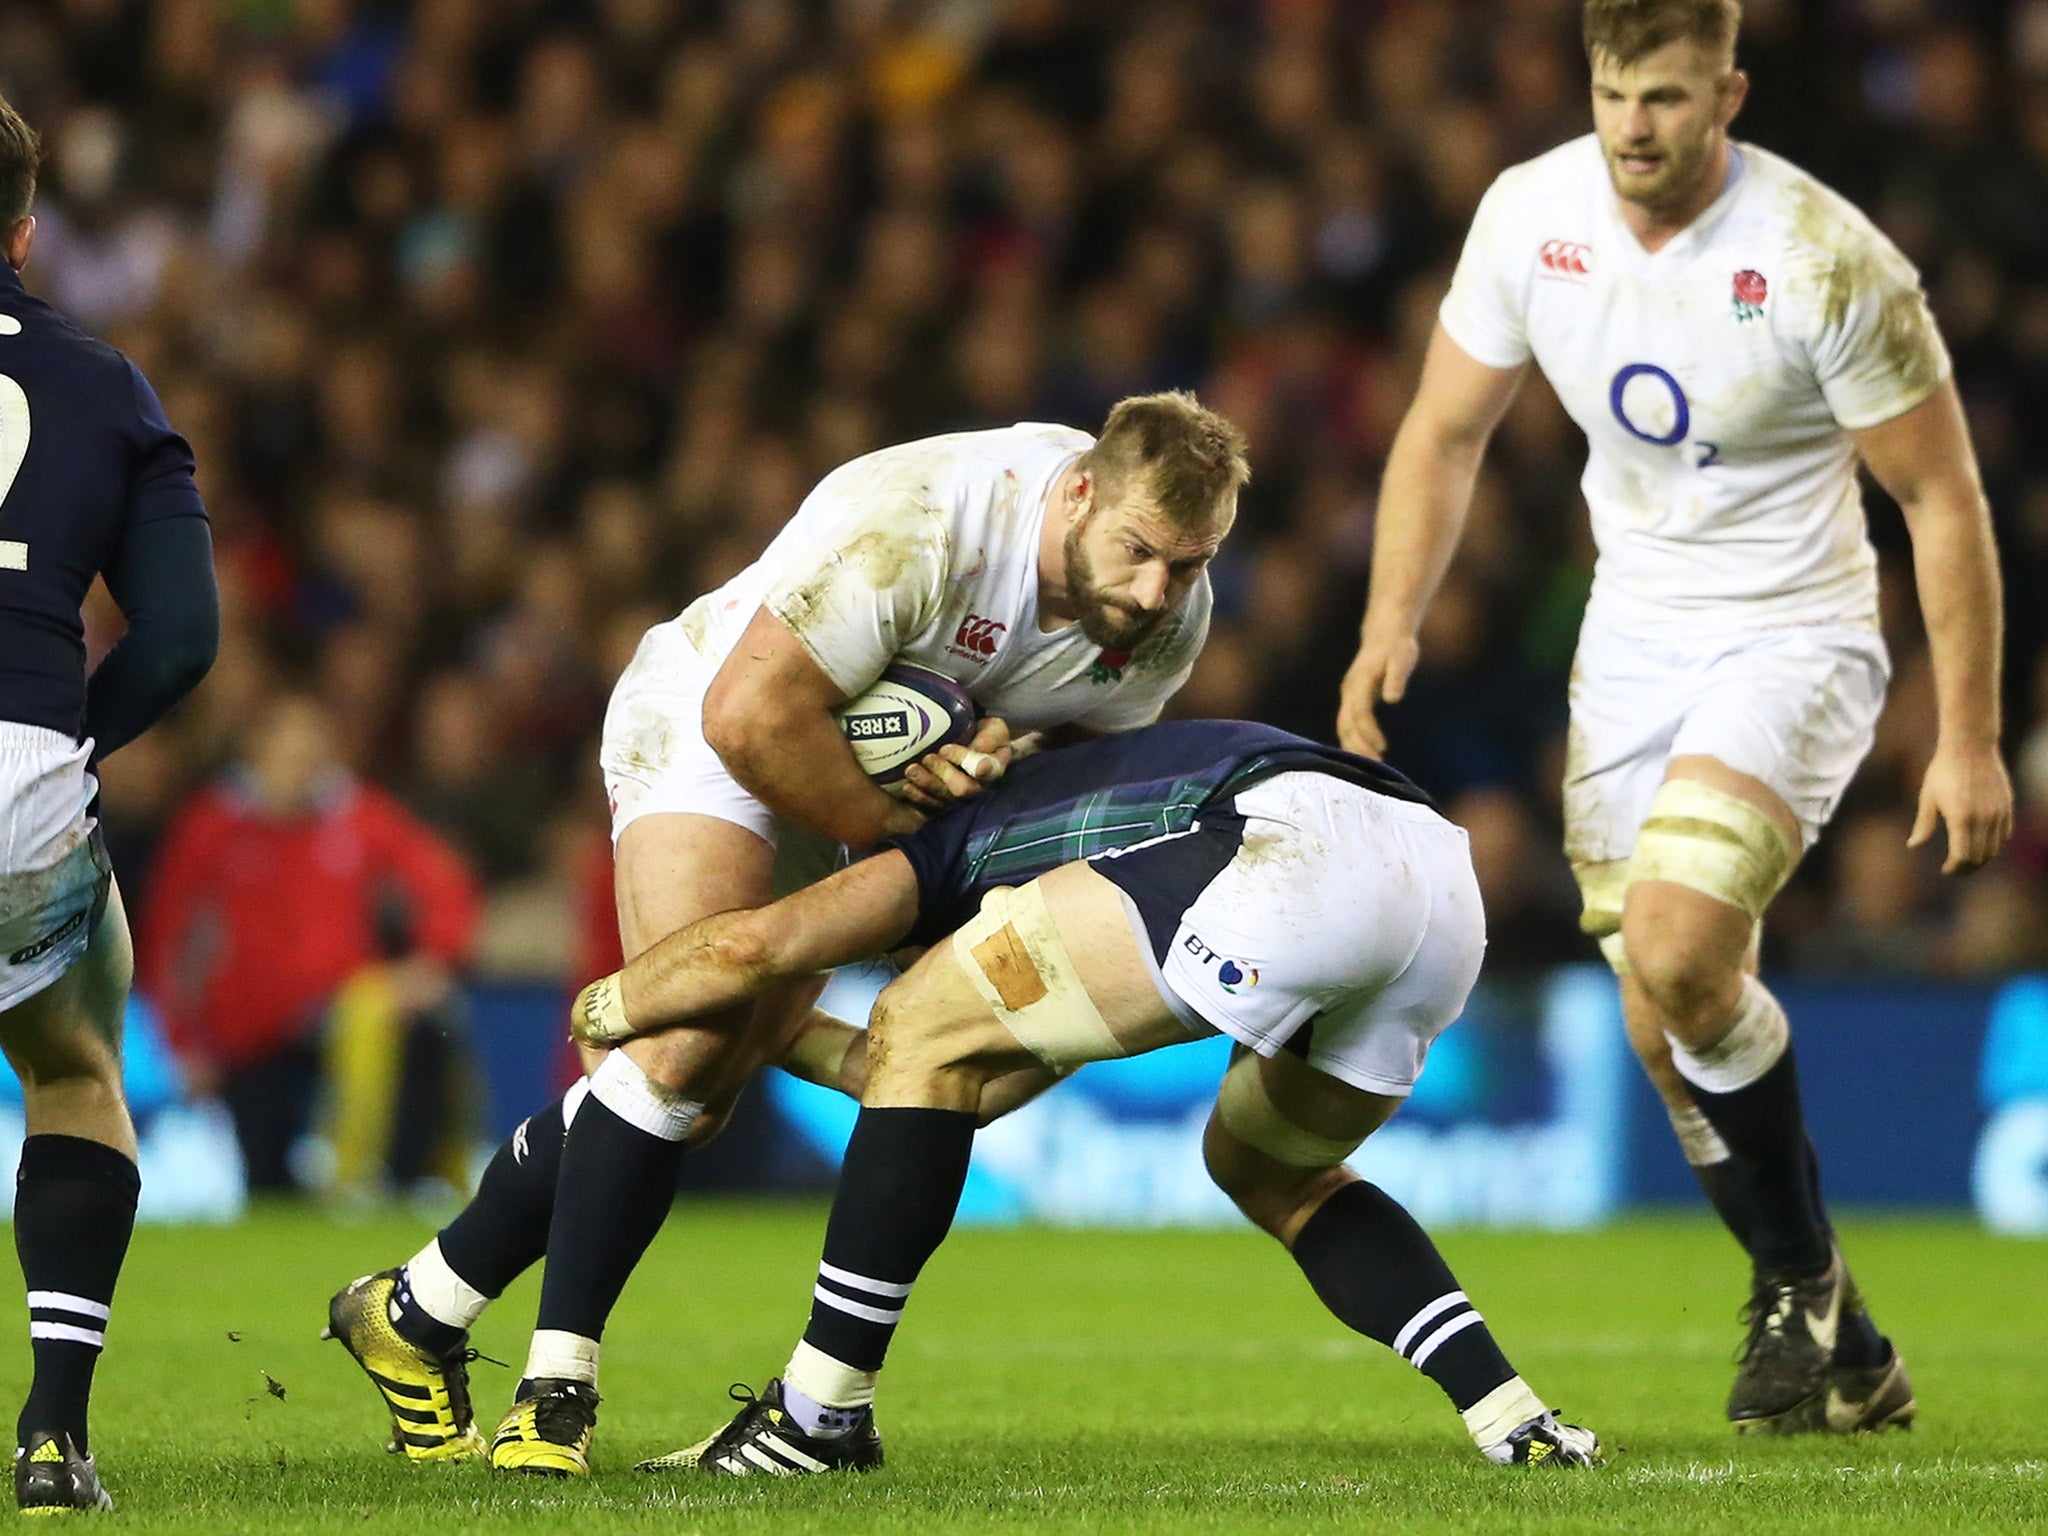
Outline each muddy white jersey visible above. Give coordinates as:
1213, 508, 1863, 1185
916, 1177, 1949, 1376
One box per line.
668, 423, 1208, 734
1440, 135, 1950, 634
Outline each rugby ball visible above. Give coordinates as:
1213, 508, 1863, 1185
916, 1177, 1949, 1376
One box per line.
835, 664, 980, 784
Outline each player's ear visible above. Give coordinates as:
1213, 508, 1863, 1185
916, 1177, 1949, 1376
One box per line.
1717, 68, 1749, 130
1069, 470, 1094, 524
4, 215, 31, 272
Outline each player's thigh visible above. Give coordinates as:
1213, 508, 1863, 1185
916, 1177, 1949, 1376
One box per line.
1673, 624, 1888, 847
865, 861, 1193, 1105
0, 877, 131, 1089
1203, 1048, 1402, 1242
1622, 756, 1795, 998
1562, 625, 1693, 881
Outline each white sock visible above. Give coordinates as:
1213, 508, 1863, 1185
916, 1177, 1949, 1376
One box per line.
524, 1329, 600, 1388
1463, 1376, 1547, 1456
785, 1338, 877, 1430
588, 1049, 702, 1142
403, 1238, 491, 1331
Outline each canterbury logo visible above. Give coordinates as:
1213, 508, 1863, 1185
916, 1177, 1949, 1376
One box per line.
949, 614, 1006, 660
1538, 239, 1591, 279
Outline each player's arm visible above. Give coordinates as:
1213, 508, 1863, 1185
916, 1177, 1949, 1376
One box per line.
84, 515, 218, 761
85, 364, 219, 762
1339, 325, 1526, 756
1851, 380, 2013, 873
704, 607, 943, 846
574, 849, 922, 1043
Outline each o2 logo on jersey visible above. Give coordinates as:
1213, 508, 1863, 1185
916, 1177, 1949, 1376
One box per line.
1182, 933, 1259, 993
1608, 363, 1689, 446
1610, 363, 1722, 467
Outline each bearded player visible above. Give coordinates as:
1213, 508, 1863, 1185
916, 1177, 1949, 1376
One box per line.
327, 394, 1247, 1473
1339, 0, 2010, 1435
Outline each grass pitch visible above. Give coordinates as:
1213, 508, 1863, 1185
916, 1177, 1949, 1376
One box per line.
13, 1206, 2046, 1534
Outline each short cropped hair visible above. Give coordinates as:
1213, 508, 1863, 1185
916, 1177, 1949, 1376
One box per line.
1084, 391, 1250, 529
1583, 0, 1741, 69
0, 94, 38, 226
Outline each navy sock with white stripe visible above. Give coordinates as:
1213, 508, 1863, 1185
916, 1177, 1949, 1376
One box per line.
792, 1107, 977, 1416
1288, 1180, 1516, 1413
14, 1135, 139, 1454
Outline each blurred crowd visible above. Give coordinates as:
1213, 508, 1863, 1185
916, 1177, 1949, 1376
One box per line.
9, 0, 2048, 1021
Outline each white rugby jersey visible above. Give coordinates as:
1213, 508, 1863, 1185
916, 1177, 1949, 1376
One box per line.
1441, 135, 1951, 633
670, 423, 1208, 733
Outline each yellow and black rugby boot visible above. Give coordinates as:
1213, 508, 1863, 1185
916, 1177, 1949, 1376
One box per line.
489, 1379, 598, 1476
323, 1270, 486, 1462
14, 1431, 113, 1515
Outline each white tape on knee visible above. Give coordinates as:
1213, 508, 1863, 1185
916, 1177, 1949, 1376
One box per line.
588, 1049, 703, 1142
950, 883, 1122, 1070
1629, 779, 1798, 921
1668, 977, 1789, 1095
1213, 1054, 1364, 1169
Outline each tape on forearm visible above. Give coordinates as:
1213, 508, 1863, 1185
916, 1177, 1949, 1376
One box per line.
573, 972, 635, 1044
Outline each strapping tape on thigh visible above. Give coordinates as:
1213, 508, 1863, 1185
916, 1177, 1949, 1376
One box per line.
1628, 779, 1797, 921
950, 883, 1122, 1071
1570, 860, 1629, 974
1213, 1053, 1362, 1169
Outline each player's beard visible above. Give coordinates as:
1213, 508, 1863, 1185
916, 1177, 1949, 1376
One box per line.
1603, 123, 1715, 214
1064, 519, 1162, 650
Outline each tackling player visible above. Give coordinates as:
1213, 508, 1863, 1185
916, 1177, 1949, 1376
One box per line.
1337, 0, 2011, 1434
327, 395, 1248, 1473
0, 98, 218, 1513
569, 719, 1601, 1474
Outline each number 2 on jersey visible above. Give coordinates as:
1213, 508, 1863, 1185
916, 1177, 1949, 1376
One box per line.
0, 372, 29, 570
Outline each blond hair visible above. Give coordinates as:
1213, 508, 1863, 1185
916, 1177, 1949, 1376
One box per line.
1083, 391, 1250, 528
1583, 0, 1741, 69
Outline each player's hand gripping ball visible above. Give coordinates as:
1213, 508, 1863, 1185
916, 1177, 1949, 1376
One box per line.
835, 664, 986, 784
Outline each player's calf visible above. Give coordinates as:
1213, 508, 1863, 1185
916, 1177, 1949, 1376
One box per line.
1203, 1052, 1599, 1468
1, 895, 140, 1512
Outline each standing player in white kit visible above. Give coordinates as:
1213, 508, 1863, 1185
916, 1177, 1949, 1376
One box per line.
1339, 0, 2011, 1434
327, 392, 1249, 1473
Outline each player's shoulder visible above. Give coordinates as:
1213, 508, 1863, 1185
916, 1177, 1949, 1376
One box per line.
815, 424, 1084, 505
1728, 144, 1916, 333
1482, 134, 1606, 214
2, 289, 130, 376
1734, 145, 1910, 282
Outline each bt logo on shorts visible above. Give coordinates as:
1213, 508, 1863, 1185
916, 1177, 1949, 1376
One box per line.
1181, 933, 1259, 993
1538, 239, 1591, 280
949, 613, 1006, 662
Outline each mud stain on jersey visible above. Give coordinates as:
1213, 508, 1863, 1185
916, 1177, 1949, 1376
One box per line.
1786, 179, 1947, 403
775, 518, 938, 641
678, 602, 712, 654
608, 712, 677, 783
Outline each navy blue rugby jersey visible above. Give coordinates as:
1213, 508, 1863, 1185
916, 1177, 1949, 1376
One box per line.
0, 261, 205, 739
882, 718, 1433, 948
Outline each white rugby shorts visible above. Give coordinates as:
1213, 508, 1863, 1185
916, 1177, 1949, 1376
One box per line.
1563, 620, 1890, 865
1104, 772, 1486, 1097
598, 617, 838, 893
0, 723, 108, 1013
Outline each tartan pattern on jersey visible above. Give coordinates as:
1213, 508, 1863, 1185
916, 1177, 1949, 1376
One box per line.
957, 761, 1249, 891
